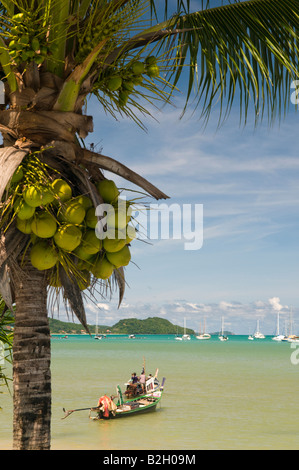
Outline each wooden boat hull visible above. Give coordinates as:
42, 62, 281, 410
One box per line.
113, 398, 159, 419
90, 379, 165, 420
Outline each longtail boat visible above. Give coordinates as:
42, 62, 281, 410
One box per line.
89, 377, 166, 420
62, 376, 165, 421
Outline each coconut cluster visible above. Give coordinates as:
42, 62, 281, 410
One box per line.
7, 12, 55, 66
75, 21, 119, 64
11, 166, 135, 291
98, 56, 160, 107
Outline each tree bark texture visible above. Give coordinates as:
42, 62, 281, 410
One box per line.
11, 259, 51, 450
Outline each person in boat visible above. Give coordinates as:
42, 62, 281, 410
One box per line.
139, 370, 146, 393
97, 394, 117, 418
131, 372, 138, 384
125, 372, 139, 398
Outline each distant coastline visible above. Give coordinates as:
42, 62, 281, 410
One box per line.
49, 316, 234, 336
48, 316, 197, 335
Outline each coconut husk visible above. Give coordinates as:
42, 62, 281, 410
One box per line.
0, 110, 93, 146
0, 263, 13, 312
0, 146, 30, 200
0, 224, 29, 270
0, 223, 29, 310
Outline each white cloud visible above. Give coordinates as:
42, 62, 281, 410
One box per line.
268, 297, 288, 312
97, 303, 110, 311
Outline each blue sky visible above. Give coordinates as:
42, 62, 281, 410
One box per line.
76, 90, 299, 335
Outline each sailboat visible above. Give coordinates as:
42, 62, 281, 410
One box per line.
253, 319, 265, 339
175, 324, 183, 340
176, 318, 191, 340
272, 313, 285, 342
284, 307, 299, 343
218, 317, 228, 341
175, 318, 191, 341
182, 318, 191, 340
94, 312, 105, 340
196, 318, 211, 340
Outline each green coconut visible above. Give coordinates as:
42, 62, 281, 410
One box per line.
91, 256, 114, 280
132, 74, 143, 86
106, 204, 132, 230
103, 231, 127, 253
74, 195, 93, 210
81, 229, 102, 254
31, 212, 57, 238
73, 245, 90, 259
85, 207, 98, 228
16, 216, 33, 234
131, 60, 145, 75
23, 185, 54, 207
122, 80, 134, 92
30, 241, 58, 270
74, 245, 96, 265
107, 75, 122, 92
106, 245, 131, 268
126, 225, 136, 243
76, 257, 95, 270
96, 179, 119, 203
13, 197, 35, 220
11, 166, 24, 183
51, 178, 72, 202
58, 200, 86, 225
147, 65, 160, 78
145, 56, 157, 66
118, 90, 129, 107
41, 187, 55, 205
54, 224, 82, 251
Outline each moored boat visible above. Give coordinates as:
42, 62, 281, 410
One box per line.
272, 313, 284, 341
196, 318, 211, 340
219, 316, 228, 341
88, 378, 166, 420
253, 320, 265, 339
62, 367, 165, 421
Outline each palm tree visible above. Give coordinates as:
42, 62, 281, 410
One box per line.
0, 0, 298, 450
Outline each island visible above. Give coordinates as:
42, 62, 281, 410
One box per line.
49, 316, 196, 335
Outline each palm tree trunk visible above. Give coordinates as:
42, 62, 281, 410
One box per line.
11, 259, 51, 450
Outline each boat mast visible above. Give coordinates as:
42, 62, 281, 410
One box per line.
95, 311, 98, 336
276, 312, 280, 336
289, 306, 293, 337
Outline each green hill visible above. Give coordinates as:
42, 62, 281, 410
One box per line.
48, 316, 195, 335
111, 317, 194, 335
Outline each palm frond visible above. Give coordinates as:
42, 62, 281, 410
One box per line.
87, 0, 299, 126
166, 0, 299, 125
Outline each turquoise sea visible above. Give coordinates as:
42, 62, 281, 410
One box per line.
1, 334, 299, 450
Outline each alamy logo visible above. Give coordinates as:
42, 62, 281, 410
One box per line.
290, 343, 299, 365
290, 80, 299, 105
95, 198, 203, 251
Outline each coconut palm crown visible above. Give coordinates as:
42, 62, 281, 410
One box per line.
0, 0, 298, 450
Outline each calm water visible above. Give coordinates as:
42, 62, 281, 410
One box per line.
1, 334, 299, 450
